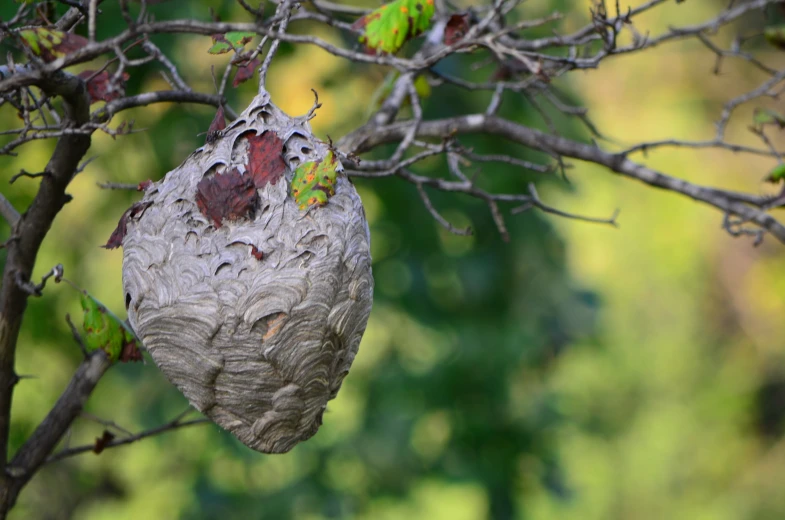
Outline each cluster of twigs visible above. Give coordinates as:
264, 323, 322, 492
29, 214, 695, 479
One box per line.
1, 0, 785, 516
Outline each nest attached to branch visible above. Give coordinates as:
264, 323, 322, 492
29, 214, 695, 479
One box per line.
121, 92, 374, 453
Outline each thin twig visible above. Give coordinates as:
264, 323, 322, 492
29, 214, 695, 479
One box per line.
46, 416, 210, 464
259, 1, 294, 93
512, 183, 620, 227
0, 193, 20, 226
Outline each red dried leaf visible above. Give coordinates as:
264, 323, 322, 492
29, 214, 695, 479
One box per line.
103, 201, 152, 249
195, 168, 258, 228
232, 57, 260, 88
93, 430, 116, 454
137, 179, 153, 191
120, 339, 143, 363
250, 245, 264, 261
206, 105, 227, 144
77, 70, 130, 103
444, 13, 470, 45
245, 131, 287, 189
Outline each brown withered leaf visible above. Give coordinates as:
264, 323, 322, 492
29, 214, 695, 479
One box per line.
444, 13, 470, 45
195, 168, 258, 228
206, 105, 227, 144
233, 58, 260, 88
93, 430, 116, 454
120, 339, 143, 362
77, 70, 131, 104
103, 201, 153, 249
245, 131, 286, 189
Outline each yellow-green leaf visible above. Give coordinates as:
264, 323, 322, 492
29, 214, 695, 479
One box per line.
414, 74, 431, 99
18, 28, 88, 63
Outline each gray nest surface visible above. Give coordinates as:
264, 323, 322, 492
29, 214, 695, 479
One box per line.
121, 93, 374, 453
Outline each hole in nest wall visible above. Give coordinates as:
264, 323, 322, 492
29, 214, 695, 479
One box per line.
249, 107, 273, 125
215, 262, 232, 276
251, 312, 288, 341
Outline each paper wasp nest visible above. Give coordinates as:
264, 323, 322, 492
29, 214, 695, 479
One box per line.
121, 93, 373, 453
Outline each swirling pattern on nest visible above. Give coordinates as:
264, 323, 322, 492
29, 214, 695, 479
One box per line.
122, 93, 374, 453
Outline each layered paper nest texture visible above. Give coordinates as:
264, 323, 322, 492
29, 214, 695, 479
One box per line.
121, 93, 374, 453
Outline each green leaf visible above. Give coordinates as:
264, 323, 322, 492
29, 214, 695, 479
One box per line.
765, 26, 785, 50
765, 163, 785, 184
753, 108, 785, 128
79, 290, 140, 363
18, 28, 88, 63
208, 31, 255, 54
352, 0, 435, 54
291, 151, 339, 210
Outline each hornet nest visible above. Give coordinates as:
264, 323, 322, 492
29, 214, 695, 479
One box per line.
121, 92, 374, 453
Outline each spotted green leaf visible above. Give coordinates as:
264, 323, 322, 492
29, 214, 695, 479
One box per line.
352, 0, 435, 54
291, 151, 339, 210
79, 291, 140, 363
208, 31, 255, 54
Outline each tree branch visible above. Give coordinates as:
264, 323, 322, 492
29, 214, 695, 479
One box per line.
0, 70, 91, 515
97, 90, 236, 121
341, 114, 785, 244
46, 416, 209, 464
0, 196, 20, 227
3, 351, 110, 511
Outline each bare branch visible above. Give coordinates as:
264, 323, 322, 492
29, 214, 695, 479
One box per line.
46, 414, 209, 464
0, 69, 91, 510
0, 195, 20, 227
259, 1, 295, 93
416, 183, 473, 236
3, 352, 110, 510
342, 114, 785, 244
513, 183, 620, 227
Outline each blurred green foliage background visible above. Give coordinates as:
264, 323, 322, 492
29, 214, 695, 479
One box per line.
2, 1, 785, 519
